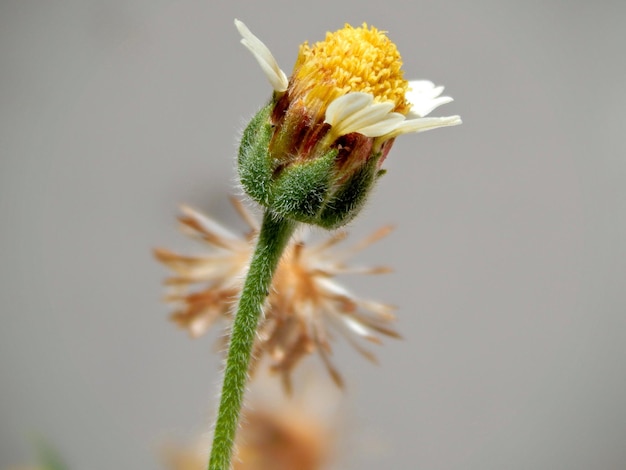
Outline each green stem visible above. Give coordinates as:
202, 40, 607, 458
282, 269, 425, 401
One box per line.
208, 209, 296, 470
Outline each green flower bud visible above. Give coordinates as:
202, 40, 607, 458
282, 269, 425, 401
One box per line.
238, 101, 389, 229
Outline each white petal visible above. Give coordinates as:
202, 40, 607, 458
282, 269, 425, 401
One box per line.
406, 96, 454, 119
325, 93, 372, 129
336, 100, 396, 135
392, 115, 462, 136
406, 79, 454, 118
408, 80, 437, 93
355, 113, 405, 137
234, 19, 288, 92
324, 92, 404, 138
407, 80, 445, 99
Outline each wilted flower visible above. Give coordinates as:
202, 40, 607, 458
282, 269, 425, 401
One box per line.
154, 198, 398, 391
235, 20, 461, 228
165, 409, 330, 470
164, 377, 338, 470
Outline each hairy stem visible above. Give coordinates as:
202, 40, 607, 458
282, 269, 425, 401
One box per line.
208, 210, 296, 470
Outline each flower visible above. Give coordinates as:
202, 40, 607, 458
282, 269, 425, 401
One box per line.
164, 410, 330, 470
234, 20, 461, 228
154, 198, 399, 391
163, 376, 339, 470
235, 20, 460, 137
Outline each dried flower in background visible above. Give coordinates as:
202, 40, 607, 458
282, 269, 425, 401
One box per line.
155, 198, 399, 391
164, 373, 339, 470
232, 408, 329, 470
165, 410, 330, 470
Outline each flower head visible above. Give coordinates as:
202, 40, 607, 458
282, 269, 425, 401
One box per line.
163, 377, 338, 470
164, 408, 331, 470
235, 20, 461, 228
290, 24, 411, 127
154, 198, 398, 391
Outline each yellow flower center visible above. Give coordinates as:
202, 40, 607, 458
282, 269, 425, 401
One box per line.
290, 23, 410, 116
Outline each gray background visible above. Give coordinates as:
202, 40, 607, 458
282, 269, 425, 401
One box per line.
2, 1, 625, 469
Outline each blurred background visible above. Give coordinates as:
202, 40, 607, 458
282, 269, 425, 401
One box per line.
2, 1, 625, 469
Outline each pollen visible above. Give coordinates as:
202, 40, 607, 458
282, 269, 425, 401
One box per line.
291, 24, 410, 115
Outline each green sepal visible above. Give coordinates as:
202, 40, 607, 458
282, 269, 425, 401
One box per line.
271, 149, 338, 223
238, 102, 384, 230
238, 102, 274, 205
317, 153, 382, 229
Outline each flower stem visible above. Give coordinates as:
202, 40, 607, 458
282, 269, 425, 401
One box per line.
208, 209, 296, 470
